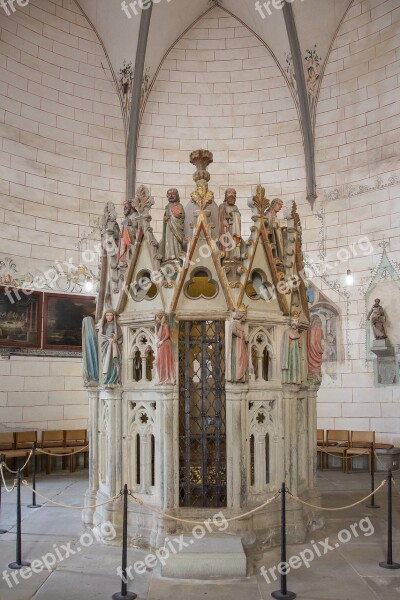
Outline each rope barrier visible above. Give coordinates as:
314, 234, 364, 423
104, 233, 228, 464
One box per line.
21, 481, 122, 510
319, 448, 371, 460
1, 451, 33, 474
392, 477, 400, 495
373, 451, 400, 473
288, 478, 387, 512
0, 465, 17, 494
36, 445, 89, 457
128, 490, 280, 524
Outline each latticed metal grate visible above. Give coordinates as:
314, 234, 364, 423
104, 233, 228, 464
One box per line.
178, 321, 226, 507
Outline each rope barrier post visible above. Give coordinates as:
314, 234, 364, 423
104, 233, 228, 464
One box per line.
271, 482, 296, 600
379, 470, 400, 570
27, 443, 41, 509
0, 455, 8, 535
112, 485, 136, 600
367, 442, 380, 509
8, 469, 30, 570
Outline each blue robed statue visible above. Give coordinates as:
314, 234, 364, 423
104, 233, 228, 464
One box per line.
82, 316, 99, 387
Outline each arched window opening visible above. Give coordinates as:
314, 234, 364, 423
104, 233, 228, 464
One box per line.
136, 434, 141, 486
250, 434, 255, 487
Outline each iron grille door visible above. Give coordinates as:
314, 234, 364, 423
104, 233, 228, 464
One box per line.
178, 320, 226, 507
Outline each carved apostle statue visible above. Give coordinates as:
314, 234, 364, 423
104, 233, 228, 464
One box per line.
307, 314, 324, 382
155, 312, 176, 385
118, 199, 138, 267
99, 309, 122, 387
82, 316, 99, 387
367, 298, 388, 340
226, 310, 248, 382
161, 188, 185, 261
219, 188, 242, 260
281, 317, 302, 384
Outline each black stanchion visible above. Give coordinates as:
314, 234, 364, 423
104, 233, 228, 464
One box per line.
367, 443, 380, 509
8, 469, 30, 570
379, 470, 400, 569
0, 454, 8, 534
272, 482, 296, 600
27, 443, 42, 509
112, 484, 136, 600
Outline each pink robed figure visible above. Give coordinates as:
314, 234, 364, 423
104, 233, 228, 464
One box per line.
307, 315, 324, 378
155, 313, 176, 385
226, 313, 248, 382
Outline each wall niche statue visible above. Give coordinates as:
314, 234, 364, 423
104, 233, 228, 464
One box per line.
99, 309, 122, 387
367, 298, 388, 340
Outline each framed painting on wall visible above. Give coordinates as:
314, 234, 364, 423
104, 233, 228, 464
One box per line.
43, 293, 96, 350
0, 287, 42, 348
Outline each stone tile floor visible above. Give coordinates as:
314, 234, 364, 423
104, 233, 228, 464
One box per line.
0, 467, 399, 599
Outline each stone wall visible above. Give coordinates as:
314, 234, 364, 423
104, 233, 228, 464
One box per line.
0, 0, 125, 431
311, 0, 400, 444
135, 6, 306, 238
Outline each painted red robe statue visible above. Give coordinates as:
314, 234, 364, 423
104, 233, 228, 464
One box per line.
307, 316, 324, 379
155, 313, 176, 385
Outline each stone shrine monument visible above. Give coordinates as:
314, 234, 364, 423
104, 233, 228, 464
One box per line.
82, 150, 321, 554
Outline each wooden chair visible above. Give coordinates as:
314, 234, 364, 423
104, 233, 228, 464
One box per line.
3, 431, 37, 477
64, 430, 88, 472
316, 429, 325, 470
0, 432, 14, 452
324, 430, 349, 472
346, 431, 375, 473
40, 430, 69, 475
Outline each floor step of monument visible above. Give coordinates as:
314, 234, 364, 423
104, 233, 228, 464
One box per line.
161, 535, 247, 579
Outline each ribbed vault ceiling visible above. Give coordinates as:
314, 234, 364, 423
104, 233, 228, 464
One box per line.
78, 0, 351, 85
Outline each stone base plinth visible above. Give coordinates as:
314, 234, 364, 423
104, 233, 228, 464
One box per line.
161, 535, 247, 579
371, 339, 394, 358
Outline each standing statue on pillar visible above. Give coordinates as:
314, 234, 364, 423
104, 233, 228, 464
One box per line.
160, 188, 185, 262
82, 316, 99, 387
367, 298, 388, 340
99, 309, 122, 387
226, 308, 248, 382
155, 312, 176, 385
281, 315, 302, 384
219, 188, 242, 260
307, 314, 324, 383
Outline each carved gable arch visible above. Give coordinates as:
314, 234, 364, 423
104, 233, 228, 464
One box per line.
170, 217, 234, 316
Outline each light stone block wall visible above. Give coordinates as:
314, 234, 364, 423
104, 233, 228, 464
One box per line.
135, 6, 306, 238
0, 0, 125, 432
0, 356, 87, 431
312, 0, 400, 444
